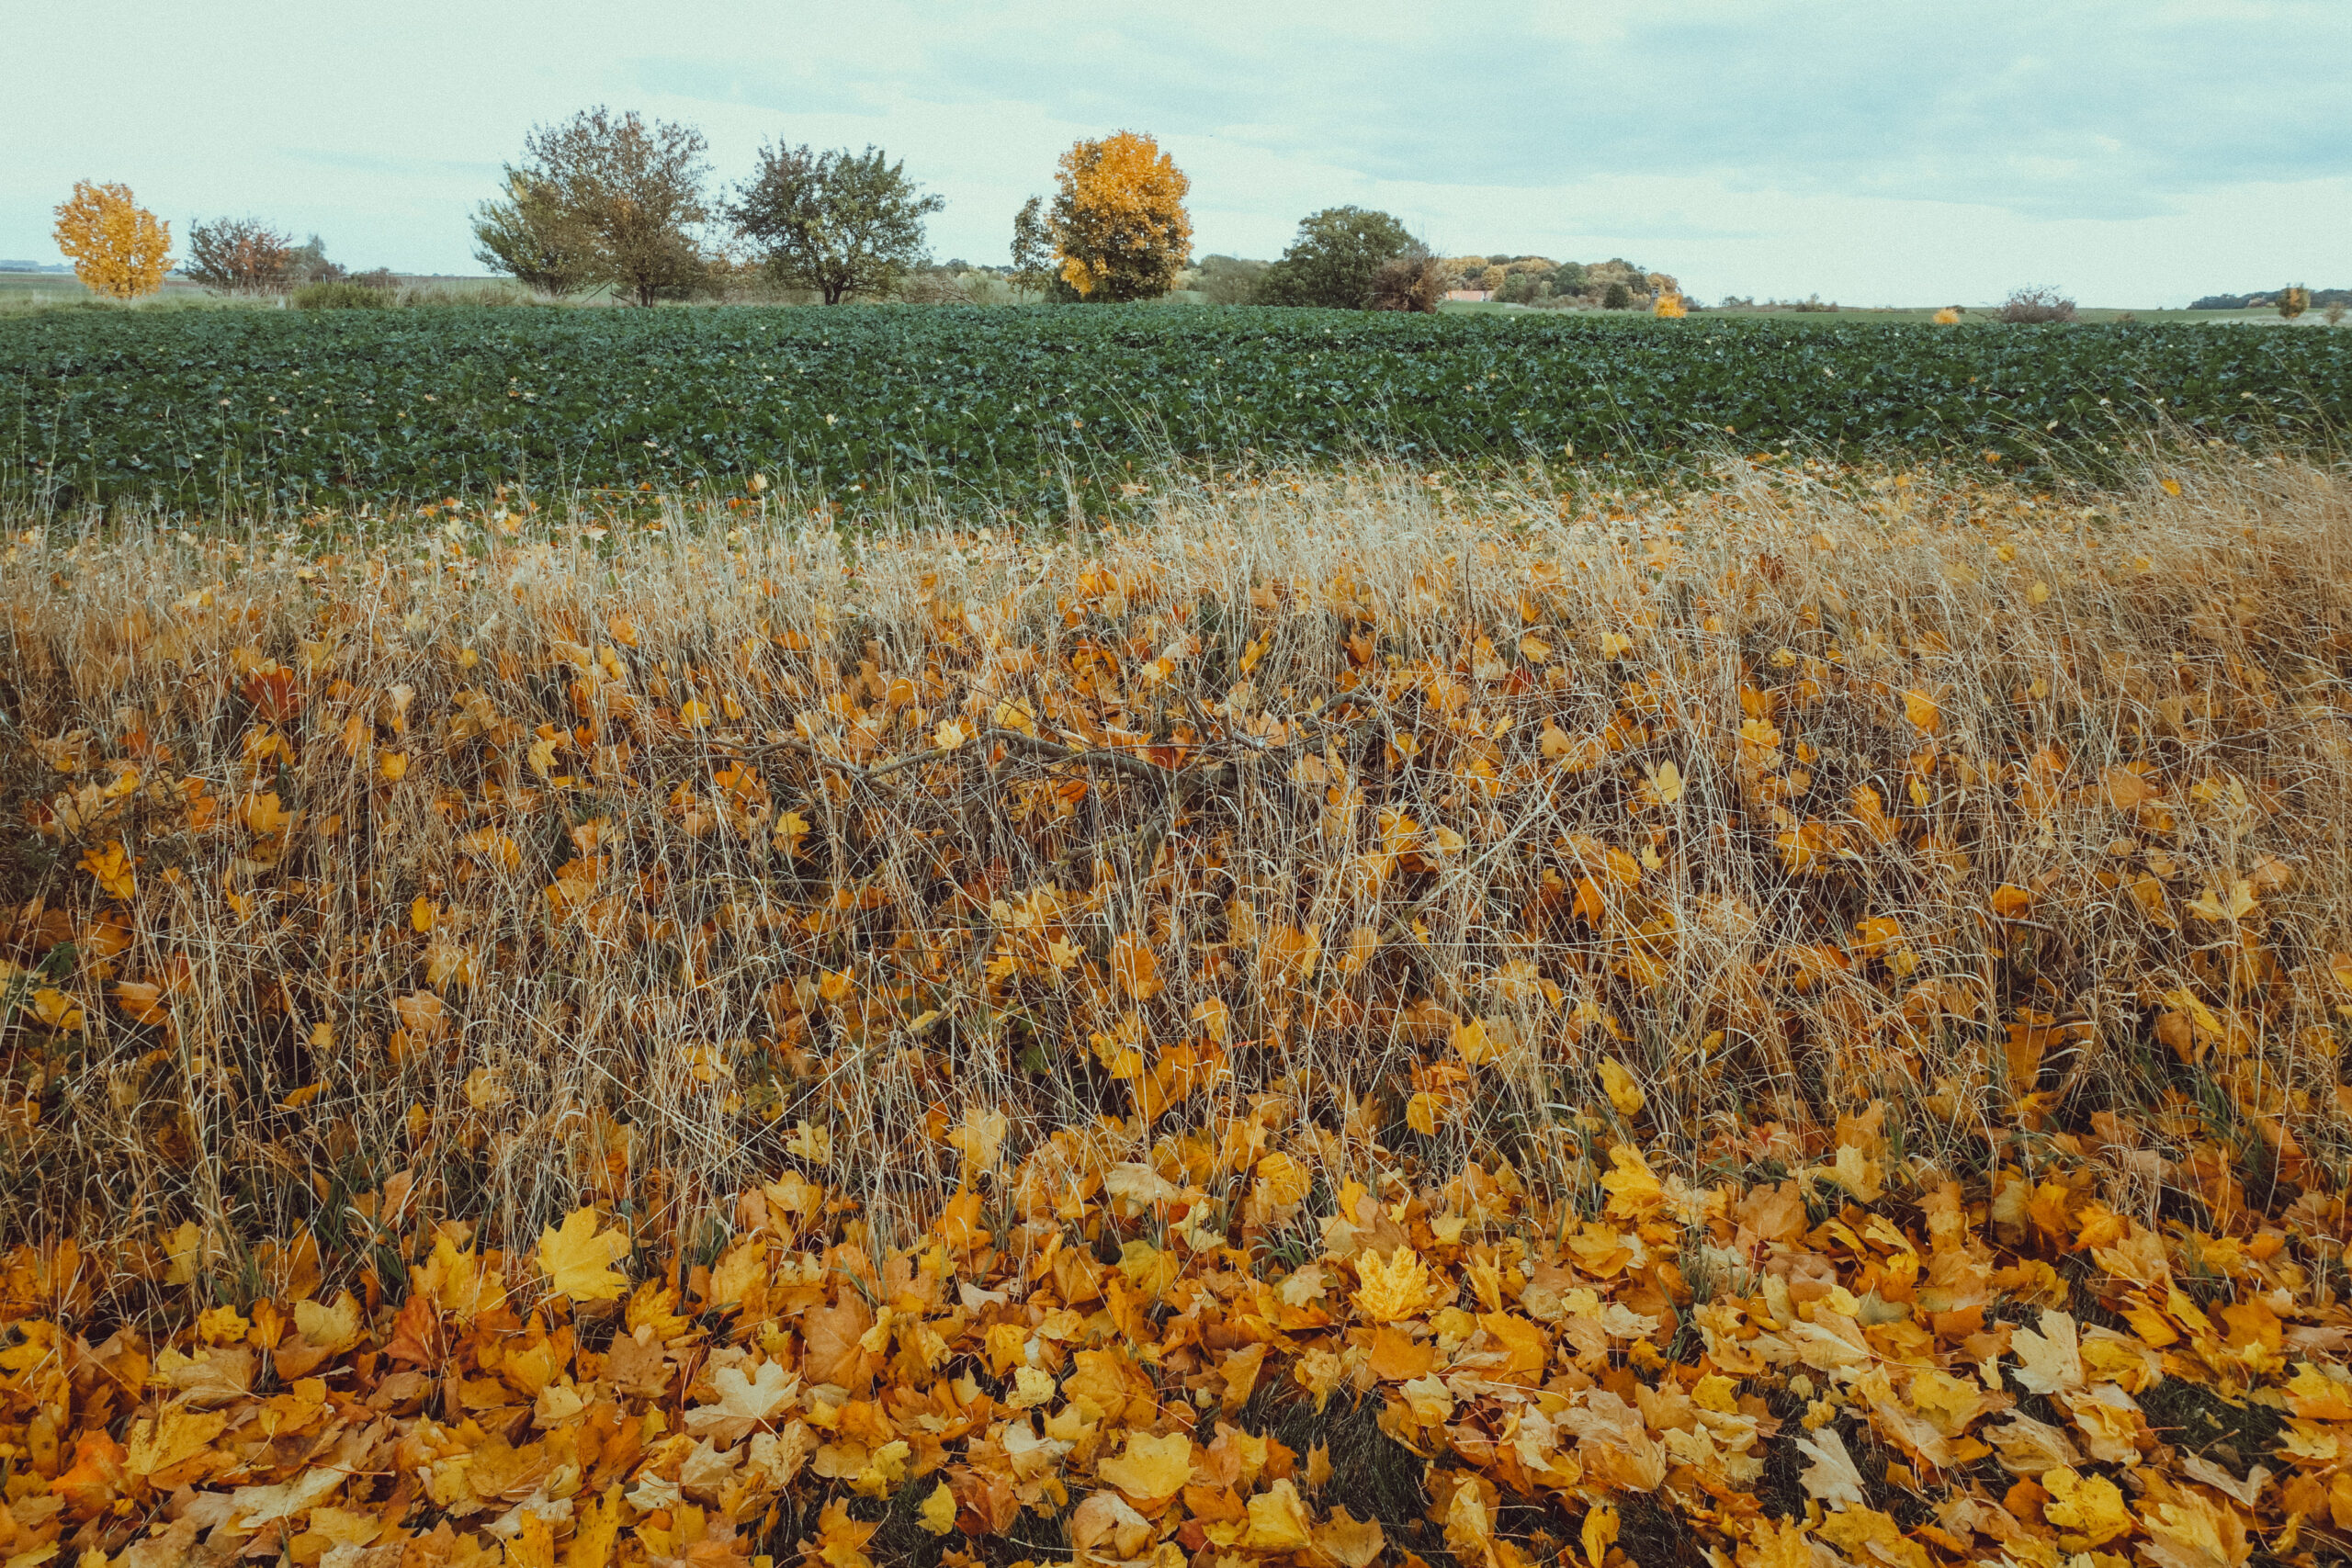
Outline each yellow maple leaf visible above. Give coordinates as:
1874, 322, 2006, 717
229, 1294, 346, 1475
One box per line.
2043, 1465, 2132, 1547
1600, 1143, 1666, 1217
1315, 1506, 1386, 1568
1741, 1517, 1817, 1568
31, 987, 85, 1032
1254, 1151, 1311, 1207
1110, 931, 1162, 999
2187, 879, 2256, 923
2139, 1490, 2247, 1568
1582, 1503, 1619, 1568
1242, 1479, 1314, 1552
537, 1206, 631, 1302
125, 1406, 228, 1479
567, 1484, 622, 1568
916, 1482, 957, 1537
1096, 1428, 1191, 1504
1600, 1058, 1645, 1116
1353, 1247, 1439, 1323
1903, 688, 1941, 734
945, 1106, 1010, 1170
2008, 1308, 2084, 1394
79, 840, 135, 900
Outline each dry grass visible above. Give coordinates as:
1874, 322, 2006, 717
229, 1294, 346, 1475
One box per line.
3, 450, 2350, 1301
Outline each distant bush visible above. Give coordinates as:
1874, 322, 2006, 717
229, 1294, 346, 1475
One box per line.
2195, 288, 2350, 310
1497, 270, 1544, 305
396, 282, 537, 308
186, 217, 294, 295
1193, 254, 1268, 306
2278, 286, 2311, 321
1601, 280, 1633, 310
290, 281, 388, 310
1367, 253, 1442, 313
1258, 207, 1422, 309
891, 266, 975, 305
2000, 286, 2076, 324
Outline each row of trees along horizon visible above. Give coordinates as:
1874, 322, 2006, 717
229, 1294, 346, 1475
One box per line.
46, 108, 1684, 313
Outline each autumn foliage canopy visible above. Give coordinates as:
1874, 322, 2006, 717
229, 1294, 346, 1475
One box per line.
50, 181, 173, 300
1050, 133, 1193, 302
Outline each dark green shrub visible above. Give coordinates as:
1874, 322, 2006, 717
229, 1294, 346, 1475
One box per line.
1257, 208, 1420, 309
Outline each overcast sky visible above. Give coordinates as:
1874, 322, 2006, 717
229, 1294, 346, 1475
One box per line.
7, 1, 2346, 306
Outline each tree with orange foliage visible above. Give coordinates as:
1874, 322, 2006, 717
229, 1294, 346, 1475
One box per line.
51, 181, 173, 300
1048, 131, 1192, 302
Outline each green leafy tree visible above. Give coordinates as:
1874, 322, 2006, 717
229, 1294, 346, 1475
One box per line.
481, 107, 712, 307
473, 172, 593, 297
728, 144, 944, 305
1256, 207, 1420, 309
1601, 279, 1634, 310
287, 234, 342, 286
1009, 196, 1061, 298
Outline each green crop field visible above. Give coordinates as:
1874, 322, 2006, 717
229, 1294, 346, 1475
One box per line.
4, 304, 2346, 516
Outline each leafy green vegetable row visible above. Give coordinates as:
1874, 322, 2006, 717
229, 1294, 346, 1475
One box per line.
3, 307, 2344, 514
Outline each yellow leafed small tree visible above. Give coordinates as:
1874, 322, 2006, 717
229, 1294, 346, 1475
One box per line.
1049, 131, 1191, 301
52, 181, 174, 299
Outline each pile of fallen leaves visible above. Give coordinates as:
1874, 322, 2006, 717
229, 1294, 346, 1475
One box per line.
6, 1129, 2352, 1568
4, 452, 2352, 1564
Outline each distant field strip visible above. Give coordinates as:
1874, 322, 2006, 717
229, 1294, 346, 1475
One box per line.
4, 307, 2347, 513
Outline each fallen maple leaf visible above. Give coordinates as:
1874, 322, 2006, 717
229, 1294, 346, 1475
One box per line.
1242, 1478, 1315, 1552
916, 1482, 958, 1537
1796, 1426, 1867, 1508
1352, 1246, 1439, 1322
537, 1207, 631, 1302
1582, 1503, 1619, 1568
1599, 1058, 1645, 1117
2043, 1464, 2132, 1547
1070, 1489, 1155, 1557
1096, 1429, 1192, 1506
2139, 1489, 2252, 1568
684, 1359, 799, 1446
2009, 1307, 2084, 1394
1314, 1505, 1386, 1568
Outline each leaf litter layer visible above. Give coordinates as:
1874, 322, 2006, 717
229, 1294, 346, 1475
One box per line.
5, 454, 2352, 1566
